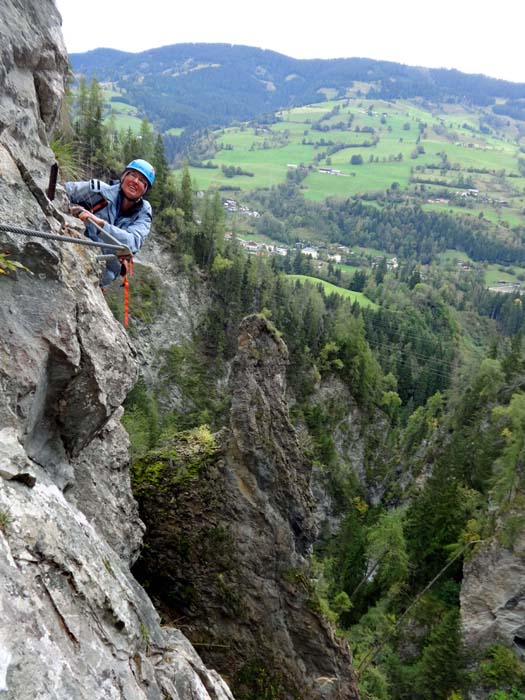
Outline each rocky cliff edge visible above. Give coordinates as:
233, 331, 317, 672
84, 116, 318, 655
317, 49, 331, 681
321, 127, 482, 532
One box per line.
0, 1, 235, 697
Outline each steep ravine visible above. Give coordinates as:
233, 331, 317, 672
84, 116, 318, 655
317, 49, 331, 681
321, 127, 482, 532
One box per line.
131, 315, 360, 699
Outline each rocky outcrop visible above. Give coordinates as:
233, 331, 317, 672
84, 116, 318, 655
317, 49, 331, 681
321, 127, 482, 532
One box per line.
133, 315, 360, 699
306, 375, 390, 530
0, 1, 235, 697
461, 532, 525, 698
460, 484, 525, 696
461, 536, 525, 651
129, 236, 209, 410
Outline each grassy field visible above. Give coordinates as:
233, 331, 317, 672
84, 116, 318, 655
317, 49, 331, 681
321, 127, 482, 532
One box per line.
337, 262, 361, 274
437, 249, 474, 265
181, 94, 525, 227
485, 264, 523, 286
286, 274, 378, 308
108, 114, 144, 131
343, 245, 391, 258
101, 85, 144, 132
105, 101, 143, 131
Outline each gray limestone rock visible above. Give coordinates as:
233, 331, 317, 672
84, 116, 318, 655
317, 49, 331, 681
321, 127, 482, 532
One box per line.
461, 532, 525, 699
0, 0, 236, 697
133, 315, 360, 699
461, 535, 525, 649
127, 235, 210, 411
0, 428, 36, 486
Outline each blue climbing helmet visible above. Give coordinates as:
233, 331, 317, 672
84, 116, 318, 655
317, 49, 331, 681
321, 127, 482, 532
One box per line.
124, 159, 156, 189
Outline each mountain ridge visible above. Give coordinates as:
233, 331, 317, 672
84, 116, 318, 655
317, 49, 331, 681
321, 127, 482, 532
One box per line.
69, 42, 525, 130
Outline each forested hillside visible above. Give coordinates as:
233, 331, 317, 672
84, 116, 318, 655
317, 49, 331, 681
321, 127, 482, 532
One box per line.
52, 53, 525, 700
69, 43, 525, 129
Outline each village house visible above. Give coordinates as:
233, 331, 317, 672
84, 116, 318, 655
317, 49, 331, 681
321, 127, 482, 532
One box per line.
223, 199, 238, 212
230, 236, 291, 258
222, 199, 260, 217
387, 257, 399, 270
318, 167, 342, 175
301, 246, 319, 259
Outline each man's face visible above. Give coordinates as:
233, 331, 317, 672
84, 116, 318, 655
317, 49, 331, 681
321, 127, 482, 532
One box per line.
121, 169, 148, 199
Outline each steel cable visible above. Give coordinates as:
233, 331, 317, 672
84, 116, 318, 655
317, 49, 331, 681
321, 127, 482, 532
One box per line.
0, 222, 127, 253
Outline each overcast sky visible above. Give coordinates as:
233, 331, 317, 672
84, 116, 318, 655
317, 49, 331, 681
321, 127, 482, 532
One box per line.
55, 0, 525, 84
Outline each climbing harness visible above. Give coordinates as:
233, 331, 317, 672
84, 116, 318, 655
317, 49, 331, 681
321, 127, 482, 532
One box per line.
0, 221, 134, 327
86, 217, 134, 328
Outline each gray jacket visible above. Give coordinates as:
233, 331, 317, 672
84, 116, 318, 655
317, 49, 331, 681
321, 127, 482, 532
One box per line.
65, 178, 152, 254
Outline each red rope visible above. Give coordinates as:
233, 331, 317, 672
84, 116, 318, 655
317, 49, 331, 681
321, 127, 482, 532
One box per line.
119, 255, 133, 327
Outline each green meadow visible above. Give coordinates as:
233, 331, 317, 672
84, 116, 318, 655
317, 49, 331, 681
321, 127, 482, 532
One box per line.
303, 163, 410, 201
336, 262, 361, 274
484, 264, 523, 286
287, 274, 378, 309
108, 114, 144, 131
437, 249, 474, 265
105, 100, 143, 132
182, 94, 525, 226
351, 245, 391, 258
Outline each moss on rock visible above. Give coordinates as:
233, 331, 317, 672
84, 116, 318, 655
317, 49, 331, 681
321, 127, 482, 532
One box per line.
131, 425, 219, 494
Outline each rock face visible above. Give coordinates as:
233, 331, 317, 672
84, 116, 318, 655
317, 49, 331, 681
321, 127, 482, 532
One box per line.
461, 533, 525, 698
130, 237, 209, 410
460, 520, 525, 700
308, 375, 390, 526
133, 315, 360, 699
0, 1, 236, 697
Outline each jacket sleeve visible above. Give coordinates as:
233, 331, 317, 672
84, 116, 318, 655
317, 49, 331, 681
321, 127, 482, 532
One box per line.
65, 180, 92, 203
65, 179, 108, 209
100, 202, 152, 253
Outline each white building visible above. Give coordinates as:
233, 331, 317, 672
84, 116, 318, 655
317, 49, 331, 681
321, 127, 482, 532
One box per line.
301, 246, 319, 259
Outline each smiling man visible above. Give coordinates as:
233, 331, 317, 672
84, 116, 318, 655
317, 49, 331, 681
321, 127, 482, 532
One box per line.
65, 159, 155, 287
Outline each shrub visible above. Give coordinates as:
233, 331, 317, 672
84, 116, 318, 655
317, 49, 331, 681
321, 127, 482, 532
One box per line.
0, 508, 12, 534
480, 645, 525, 689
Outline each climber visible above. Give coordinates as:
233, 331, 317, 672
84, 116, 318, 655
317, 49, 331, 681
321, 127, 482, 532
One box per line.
65, 159, 155, 287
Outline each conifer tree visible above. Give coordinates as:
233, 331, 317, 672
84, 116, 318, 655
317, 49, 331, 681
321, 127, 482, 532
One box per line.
193, 192, 224, 268
149, 134, 171, 210
491, 393, 525, 508
74, 76, 88, 142
122, 127, 142, 167
103, 113, 124, 176
138, 117, 155, 161
365, 508, 409, 592
416, 609, 463, 699
84, 78, 105, 174
405, 466, 467, 589
180, 166, 194, 223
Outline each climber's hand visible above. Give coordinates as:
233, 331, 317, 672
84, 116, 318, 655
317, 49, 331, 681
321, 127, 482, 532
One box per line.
70, 205, 86, 217
70, 206, 104, 228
